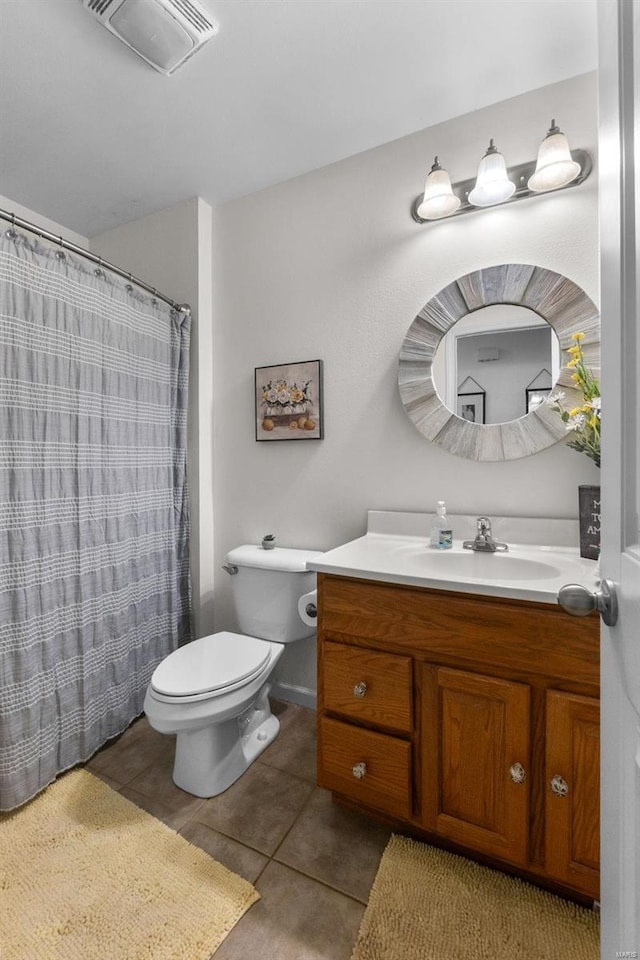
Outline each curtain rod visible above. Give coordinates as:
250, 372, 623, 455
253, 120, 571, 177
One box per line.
0, 208, 190, 315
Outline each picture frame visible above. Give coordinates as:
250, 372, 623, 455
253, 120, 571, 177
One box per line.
255, 359, 324, 441
526, 386, 552, 413
456, 377, 486, 425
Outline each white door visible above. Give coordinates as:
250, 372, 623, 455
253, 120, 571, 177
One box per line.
598, 0, 640, 953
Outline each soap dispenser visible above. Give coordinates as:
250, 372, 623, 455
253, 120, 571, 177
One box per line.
430, 501, 453, 550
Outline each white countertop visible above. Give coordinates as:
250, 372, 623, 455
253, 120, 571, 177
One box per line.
307, 511, 599, 605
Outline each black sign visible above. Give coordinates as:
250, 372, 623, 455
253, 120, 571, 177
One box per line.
578, 485, 601, 561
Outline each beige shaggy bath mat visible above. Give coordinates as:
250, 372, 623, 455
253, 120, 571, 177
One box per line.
0, 769, 259, 960
351, 834, 599, 960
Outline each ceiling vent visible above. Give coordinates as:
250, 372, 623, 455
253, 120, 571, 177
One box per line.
83, 0, 218, 76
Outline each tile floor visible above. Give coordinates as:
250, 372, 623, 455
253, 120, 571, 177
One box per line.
85, 700, 391, 960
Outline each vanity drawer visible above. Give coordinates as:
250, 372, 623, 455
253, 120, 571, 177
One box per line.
319, 716, 412, 819
322, 641, 413, 733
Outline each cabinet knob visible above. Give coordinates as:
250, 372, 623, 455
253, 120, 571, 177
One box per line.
353, 681, 368, 699
352, 762, 367, 779
509, 762, 527, 784
550, 774, 569, 797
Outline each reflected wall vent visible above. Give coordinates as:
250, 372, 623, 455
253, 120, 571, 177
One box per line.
476, 347, 500, 362
83, 0, 218, 76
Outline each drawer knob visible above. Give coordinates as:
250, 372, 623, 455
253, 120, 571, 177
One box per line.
509, 762, 526, 784
550, 774, 569, 797
352, 762, 367, 779
353, 681, 368, 699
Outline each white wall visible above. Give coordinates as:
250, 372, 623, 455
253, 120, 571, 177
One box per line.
211, 72, 600, 698
0, 193, 88, 248
90, 198, 215, 639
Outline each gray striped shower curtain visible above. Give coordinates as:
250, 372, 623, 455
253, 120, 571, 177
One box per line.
0, 230, 192, 810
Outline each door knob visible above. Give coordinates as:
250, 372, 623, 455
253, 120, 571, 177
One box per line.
557, 578, 618, 627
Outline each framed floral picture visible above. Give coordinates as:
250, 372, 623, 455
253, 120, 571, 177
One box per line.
255, 359, 324, 441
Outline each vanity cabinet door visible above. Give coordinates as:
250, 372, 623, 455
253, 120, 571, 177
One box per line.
545, 690, 600, 900
421, 665, 530, 867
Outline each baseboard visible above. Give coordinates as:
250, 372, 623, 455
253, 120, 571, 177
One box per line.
270, 680, 317, 711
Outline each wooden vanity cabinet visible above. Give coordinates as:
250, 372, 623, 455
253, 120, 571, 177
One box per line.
316, 573, 600, 901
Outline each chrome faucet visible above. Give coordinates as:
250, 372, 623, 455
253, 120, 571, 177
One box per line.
463, 517, 508, 553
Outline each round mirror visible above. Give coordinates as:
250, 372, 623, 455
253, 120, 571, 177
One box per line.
398, 264, 599, 461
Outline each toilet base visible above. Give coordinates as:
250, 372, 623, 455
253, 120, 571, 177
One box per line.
172, 686, 280, 797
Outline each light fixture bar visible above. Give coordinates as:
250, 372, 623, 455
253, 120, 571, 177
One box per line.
411, 149, 592, 224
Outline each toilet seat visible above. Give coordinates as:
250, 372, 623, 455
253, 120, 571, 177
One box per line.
150, 631, 273, 701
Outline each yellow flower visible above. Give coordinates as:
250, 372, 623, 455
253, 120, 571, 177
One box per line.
568, 346, 581, 355
589, 416, 599, 428
571, 373, 581, 382
582, 404, 591, 413
571, 332, 586, 341
569, 407, 582, 417
567, 358, 579, 368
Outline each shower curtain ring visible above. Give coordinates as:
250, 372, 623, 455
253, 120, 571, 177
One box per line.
94, 257, 104, 278
55, 236, 66, 260
125, 272, 134, 294
7, 213, 18, 239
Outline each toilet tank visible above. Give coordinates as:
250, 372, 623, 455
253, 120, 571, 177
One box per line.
225, 545, 323, 643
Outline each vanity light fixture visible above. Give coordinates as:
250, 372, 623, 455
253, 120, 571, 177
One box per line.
527, 120, 582, 193
411, 121, 592, 224
416, 157, 461, 220
468, 139, 516, 207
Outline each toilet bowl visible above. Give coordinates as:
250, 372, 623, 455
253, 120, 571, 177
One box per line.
143, 544, 321, 798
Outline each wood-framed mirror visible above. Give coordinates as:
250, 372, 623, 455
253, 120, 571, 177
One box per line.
398, 264, 600, 461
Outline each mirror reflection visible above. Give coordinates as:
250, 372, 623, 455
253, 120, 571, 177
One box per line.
431, 304, 561, 424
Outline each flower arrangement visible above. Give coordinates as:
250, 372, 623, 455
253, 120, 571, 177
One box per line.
261, 378, 312, 415
548, 332, 601, 467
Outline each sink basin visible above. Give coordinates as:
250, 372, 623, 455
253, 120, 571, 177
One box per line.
307, 511, 599, 604
404, 549, 561, 582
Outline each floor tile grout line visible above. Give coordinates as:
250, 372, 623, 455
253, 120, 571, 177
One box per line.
176, 815, 272, 865
175, 784, 363, 897
255, 857, 371, 908
184, 762, 317, 859
256, 785, 375, 906
255, 754, 318, 786
185, 797, 312, 861
266, 781, 318, 861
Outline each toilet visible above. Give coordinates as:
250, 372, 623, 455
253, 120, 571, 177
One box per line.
143, 544, 321, 798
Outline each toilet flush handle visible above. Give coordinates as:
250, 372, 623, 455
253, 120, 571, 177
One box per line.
222, 563, 239, 575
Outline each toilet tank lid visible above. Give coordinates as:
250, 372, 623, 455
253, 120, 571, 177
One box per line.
226, 544, 323, 572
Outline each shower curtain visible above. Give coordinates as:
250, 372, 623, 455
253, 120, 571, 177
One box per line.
0, 229, 192, 811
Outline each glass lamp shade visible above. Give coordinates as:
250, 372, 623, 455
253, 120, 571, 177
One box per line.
416, 158, 461, 220
468, 141, 516, 207
528, 122, 581, 192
